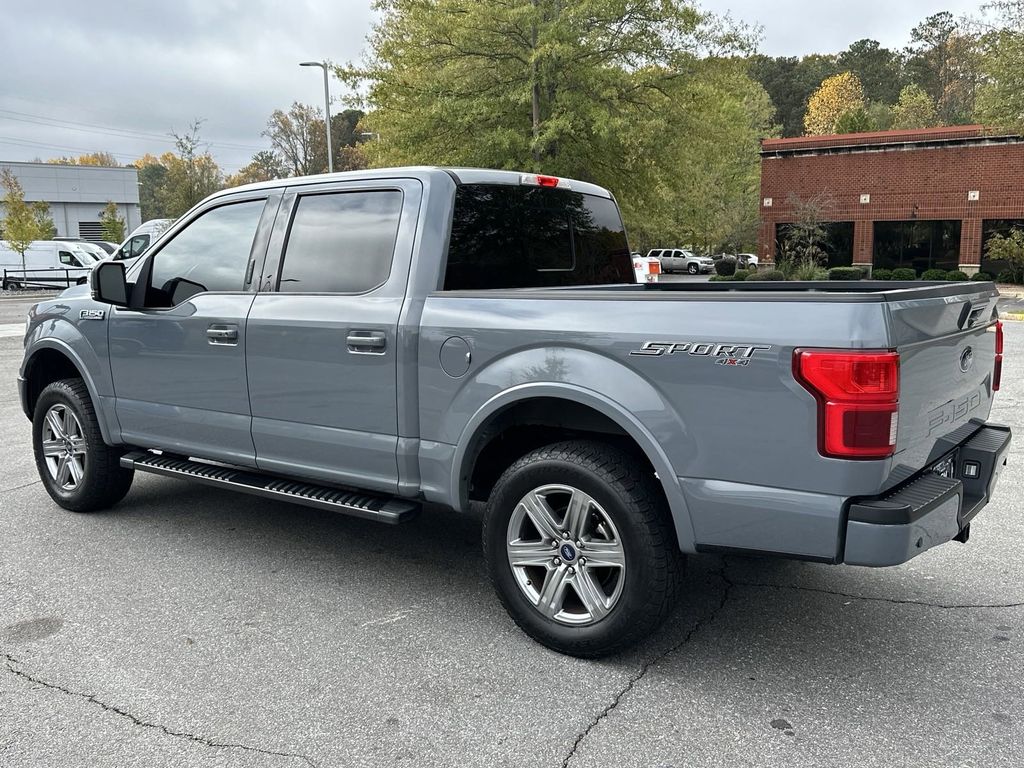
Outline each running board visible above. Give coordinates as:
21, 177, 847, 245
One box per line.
120, 451, 419, 524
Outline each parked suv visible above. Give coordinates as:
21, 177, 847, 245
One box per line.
648, 248, 714, 274
18, 167, 1011, 658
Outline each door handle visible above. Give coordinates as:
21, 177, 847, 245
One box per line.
347, 331, 387, 353
207, 325, 239, 344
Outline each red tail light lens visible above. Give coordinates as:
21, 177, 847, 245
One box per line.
536, 175, 560, 187
994, 320, 1004, 392
794, 349, 900, 459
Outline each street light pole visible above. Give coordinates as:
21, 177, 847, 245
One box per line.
300, 60, 333, 174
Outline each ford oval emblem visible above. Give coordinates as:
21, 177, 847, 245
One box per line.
559, 543, 577, 562
959, 347, 974, 373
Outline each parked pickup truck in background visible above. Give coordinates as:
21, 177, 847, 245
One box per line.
19, 167, 1010, 657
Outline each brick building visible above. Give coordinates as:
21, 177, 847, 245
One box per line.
758, 126, 1024, 276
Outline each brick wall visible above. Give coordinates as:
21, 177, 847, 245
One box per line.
758, 130, 1024, 270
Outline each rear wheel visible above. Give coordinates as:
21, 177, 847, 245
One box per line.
32, 379, 134, 512
483, 440, 682, 657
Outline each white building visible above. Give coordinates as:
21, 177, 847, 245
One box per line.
0, 161, 142, 240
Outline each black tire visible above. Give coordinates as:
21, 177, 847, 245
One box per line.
32, 378, 134, 512
687, 263, 699, 274
483, 440, 683, 657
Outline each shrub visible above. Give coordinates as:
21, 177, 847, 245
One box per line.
970, 272, 993, 282
733, 269, 750, 281
871, 268, 893, 280
921, 268, 948, 280
709, 274, 742, 282
760, 269, 786, 281
714, 257, 737, 276
892, 267, 917, 280
828, 267, 863, 281
945, 270, 969, 281
997, 269, 1023, 284
792, 258, 828, 280
744, 271, 768, 281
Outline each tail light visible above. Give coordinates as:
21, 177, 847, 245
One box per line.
794, 349, 900, 459
994, 320, 1004, 392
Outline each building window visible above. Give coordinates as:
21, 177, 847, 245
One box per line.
775, 222, 854, 268
981, 219, 1024, 278
873, 221, 960, 274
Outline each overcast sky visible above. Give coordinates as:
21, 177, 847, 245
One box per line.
0, 0, 986, 173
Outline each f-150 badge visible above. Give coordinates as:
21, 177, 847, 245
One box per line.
629, 341, 772, 366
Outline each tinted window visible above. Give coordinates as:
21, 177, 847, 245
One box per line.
279, 191, 403, 293
149, 200, 264, 300
443, 184, 632, 290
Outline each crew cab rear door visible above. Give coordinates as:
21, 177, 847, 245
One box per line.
245, 178, 422, 494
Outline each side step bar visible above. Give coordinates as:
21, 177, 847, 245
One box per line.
120, 451, 420, 524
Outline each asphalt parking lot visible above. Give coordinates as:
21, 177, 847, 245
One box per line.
1, 294, 1022, 768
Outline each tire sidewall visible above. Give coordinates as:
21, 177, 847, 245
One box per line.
33, 383, 97, 507
485, 454, 661, 652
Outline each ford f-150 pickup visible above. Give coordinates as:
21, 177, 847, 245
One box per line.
18, 167, 1011, 657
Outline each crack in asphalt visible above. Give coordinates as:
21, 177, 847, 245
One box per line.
0, 480, 41, 494
560, 567, 734, 768
731, 580, 1024, 609
2, 653, 318, 767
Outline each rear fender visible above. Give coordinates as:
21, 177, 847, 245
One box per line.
447, 347, 697, 553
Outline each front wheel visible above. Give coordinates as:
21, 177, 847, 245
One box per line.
483, 441, 682, 657
33, 379, 134, 512
687, 263, 699, 274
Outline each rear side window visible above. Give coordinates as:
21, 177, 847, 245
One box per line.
279, 190, 403, 293
443, 184, 632, 290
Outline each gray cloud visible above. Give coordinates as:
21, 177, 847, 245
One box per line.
0, 0, 985, 172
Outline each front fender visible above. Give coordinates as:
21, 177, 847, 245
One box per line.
22, 305, 118, 444
445, 346, 698, 553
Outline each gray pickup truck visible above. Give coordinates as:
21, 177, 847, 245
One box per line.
18, 167, 1011, 657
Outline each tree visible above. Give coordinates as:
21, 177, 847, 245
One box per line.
905, 12, 981, 124
837, 39, 905, 105
1, 170, 50, 271
134, 154, 170, 220
891, 84, 940, 129
47, 152, 120, 167
804, 72, 866, 135
985, 228, 1024, 282
834, 107, 874, 134
338, 0, 754, 173
157, 121, 224, 217
264, 103, 328, 176
748, 54, 839, 137
974, 1, 1024, 133
337, 0, 764, 249
99, 201, 126, 242
225, 150, 286, 187
777, 192, 834, 267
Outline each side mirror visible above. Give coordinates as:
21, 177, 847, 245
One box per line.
91, 260, 129, 307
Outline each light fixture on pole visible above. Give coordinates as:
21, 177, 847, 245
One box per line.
300, 60, 333, 173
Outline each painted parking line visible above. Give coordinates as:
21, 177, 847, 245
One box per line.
0, 323, 25, 338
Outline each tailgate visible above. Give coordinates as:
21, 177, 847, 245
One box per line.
887, 284, 1001, 474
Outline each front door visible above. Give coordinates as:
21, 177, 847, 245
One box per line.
109, 195, 275, 466
246, 180, 420, 493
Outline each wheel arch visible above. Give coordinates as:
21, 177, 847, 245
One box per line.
452, 383, 697, 553
22, 341, 114, 444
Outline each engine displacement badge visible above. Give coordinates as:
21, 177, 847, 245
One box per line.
629, 341, 772, 366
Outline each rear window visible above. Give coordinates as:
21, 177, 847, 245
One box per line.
442, 184, 633, 290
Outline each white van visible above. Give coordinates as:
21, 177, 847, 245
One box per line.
112, 218, 174, 261
0, 240, 101, 289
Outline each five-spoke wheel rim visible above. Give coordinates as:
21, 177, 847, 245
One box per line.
41, 404, 87, 491
506, 484, 626, 626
